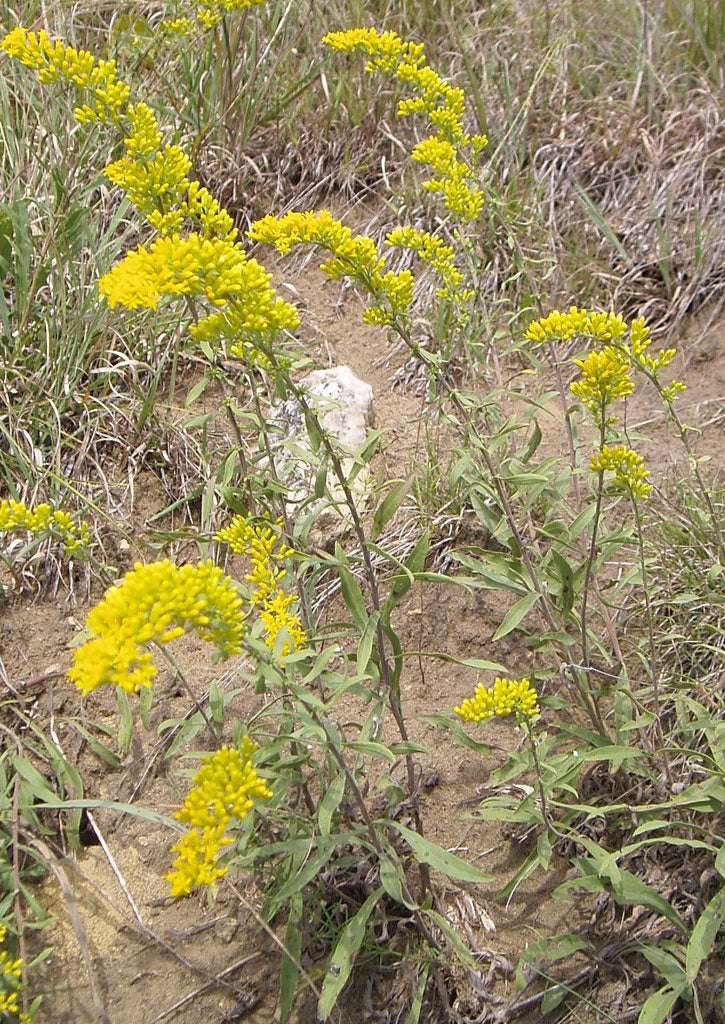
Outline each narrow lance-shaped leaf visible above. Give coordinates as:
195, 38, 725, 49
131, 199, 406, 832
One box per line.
317, 889, 382, 1020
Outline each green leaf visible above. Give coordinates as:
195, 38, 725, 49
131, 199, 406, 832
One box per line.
573, 180, 630, 262
549, 549, 575, 616
313, 458, 328, 500
715, 844, 725, 880
347, 741, 396, 762
372, 477, 411, 541
12, 756, 57, 805
638, 986, 683, 1024
520, 422, 543, 464
492, 590, 540, 641
686, 886, 725, 983
386, 822, 492, 884
357, 611, 380, 676
268, 841, 338, 915
569, 502, 598, 539
391, 531, 430, 603
404, 964, 430, 1024
542, 984, 568, 1014
418, 713, 490, 756
580, 745, 645, 770
32, 798, 177, 829
379, 850, 418, 910
280, 892, 303, 1023
579, 845, 685, 932
318, 772, 346, 840
68, 723, 120, 768
209, 681, 224, 725
116, 688, 134, 755
317, 889, 382, 1020
303, 408, 323, 453
640, 945, 686, 990
423, 909, 478, 968
336, 552, 368, 632
515, 934, 591, 989
185, 375, 210, 406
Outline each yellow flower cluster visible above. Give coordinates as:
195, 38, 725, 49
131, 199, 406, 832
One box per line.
626, 318, 677, 375
197, 0, 266, 30
0, 28, 130, 123
68, 560, 244, 695
570, 347, 634, 422
385, 226, 470, 303
99, 233, 279, 318
165, 824, 231, 897
524, 310, 686, 401
104, 145, 192, 223
250, 211, 414, 328
123, 102, 163, 158
322, 28, 487, 221
216, 516, 306, 656
0, 925, 31, 1022
161, 18, 196, 38
142, 0, 264, 57
454, 677, 539, 723
524, 308, 628, 345
0, 499, 89, 556
175, 739, 272, 827
2, 26, 298, 367
589, 444, 652, 501
165, 739, 272, 896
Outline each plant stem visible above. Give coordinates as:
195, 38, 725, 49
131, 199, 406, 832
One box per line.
631, 494, 673, 789
158, 646, 219, 745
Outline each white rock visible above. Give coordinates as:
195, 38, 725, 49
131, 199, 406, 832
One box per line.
270, 366, 374, 548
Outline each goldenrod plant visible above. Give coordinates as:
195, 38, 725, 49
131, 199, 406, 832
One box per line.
2, 6, 725, 1023
1, 19, 496, 1021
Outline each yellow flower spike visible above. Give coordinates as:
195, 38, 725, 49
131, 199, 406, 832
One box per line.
0, 925, 28, 1020
454, 677, 540, 723
259, 589, 307, 656
589, 444, 652, 501
386, 226, 471, 303
661, 381, 686, 405
249, 210, 413, 327
99, 233, 246, 309
68, 560, 244, 695
3, 26, 296, 357
175, 740, 273, 830
570, 347, 634, 421
104, 145, 192, 221
216, 516, 307, 655
164, 824, 232, 897
0, 499, 89, 557
1, 28, 130, 121
166, 739, 271, 897
322, 28, 486, 221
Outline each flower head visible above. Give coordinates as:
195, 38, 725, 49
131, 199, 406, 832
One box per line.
175, 739, 273, 830
322, 28, 486, 221
524, 308, 627, 346
454, 677, 539, 723
250, 211, 413, 328
589, 444, 652, 500
0, 924, 31, 1021
165, 738, 272, 897
68, 560, 244, 695
216, 516, 306, 656
1, 28, 130, 121
570, 347, 634, 423
0, 499, 89, 557
164, 824, 232, 897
